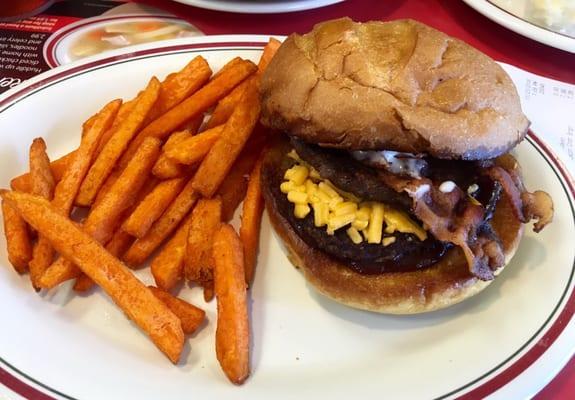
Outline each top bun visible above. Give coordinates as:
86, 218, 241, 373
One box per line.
260, 18, 529, 160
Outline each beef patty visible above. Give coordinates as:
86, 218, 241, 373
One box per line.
262, 140, 450, 274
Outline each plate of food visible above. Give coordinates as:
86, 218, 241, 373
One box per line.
462, 0, 575, 53
0, 18, 573, 400
170, 0, 345, 14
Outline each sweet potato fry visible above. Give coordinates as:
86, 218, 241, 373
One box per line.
72, 172, 157, 292
203, 285, 215, 303
257, 37, 282, 72
218, 174, 248, 223
151, 159, 188, 180
40, 137, 161, 289
81, 111, 99, 137
1, 200, 32, 273
148, 286, 205, 335
119, 58, 257, 169
48, 152, 76, 183
85, 136, 161, 244
180, 114, 204, 134
213, 224, 249, 385
39, 258, 79, 288
0, 190, 184, 363
29, 138, 56, 199
74, 99, 139, 210
134, 177, 161, 205
73, 274, 94, 292
152, 130, 192, 179
217, 132, 267, 222
164, 125, 224, 165
192, 78, 261, 198
124, 178, 198, 267
122, 177, 186, 238
10, 151, 74, 193
151, 212, 193, 291
10, 94, 133, 194
91, 168, 120, 209
146, 56, 212, 122
28, 138, 56, 289
203, 39, 278, 131
239, 156, 264, 286
212, 57, 243, 79
97, 179, 153, 260
76, 77, 160, 206
106, 228, 135, 259
95, 98, 137, 155
52, 99, 121, 215
185, 198, 222, 299
30, 236, 54, 289
82, 99, 140, 209
206, 80, 249, 129
95, 169, 159, 213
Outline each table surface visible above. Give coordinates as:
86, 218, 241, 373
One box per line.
139, 0, 573, 398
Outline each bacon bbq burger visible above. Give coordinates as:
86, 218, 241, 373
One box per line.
259, 18, 554, 314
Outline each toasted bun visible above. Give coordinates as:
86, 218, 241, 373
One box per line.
260, 18, 529, 160
261, 148, 524, 314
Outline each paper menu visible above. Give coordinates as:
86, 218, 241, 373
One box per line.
500, 62, 575, 177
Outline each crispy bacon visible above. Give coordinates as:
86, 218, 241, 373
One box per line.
384, 159, 554, 281
522, 191, 554, 232
484, 166, 525, 221
485, 166, 553, 232
379, 171, 503, 280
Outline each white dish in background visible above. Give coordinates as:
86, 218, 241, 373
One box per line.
43, 14, 203, 67
171, 0, 344, 14
0, 35, 574, 400
462, 0, 575, 52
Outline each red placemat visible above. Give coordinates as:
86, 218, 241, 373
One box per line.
0, 0, 572, 398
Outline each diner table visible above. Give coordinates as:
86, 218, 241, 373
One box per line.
136, 0, 575, 398
0, 0, 573, 398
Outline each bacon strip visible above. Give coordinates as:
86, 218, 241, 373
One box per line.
485, 166, 553, 232
522, 191, 554, 233
378, 170, 503, 280
484, 166, 525, 221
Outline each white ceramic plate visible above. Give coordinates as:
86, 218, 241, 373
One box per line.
462, 0, 575, 53
170, 0, 344, 14
0, 35, 574, 400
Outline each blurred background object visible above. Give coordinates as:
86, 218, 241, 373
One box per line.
0, 0, 55, 21
65, 17, 202, 63
491, 0, 575, 37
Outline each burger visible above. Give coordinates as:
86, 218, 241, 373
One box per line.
258, 18, 554, 314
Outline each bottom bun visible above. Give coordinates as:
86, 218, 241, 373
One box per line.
262, 150, 524, 314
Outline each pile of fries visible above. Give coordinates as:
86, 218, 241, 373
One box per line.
1, 38, 281, 385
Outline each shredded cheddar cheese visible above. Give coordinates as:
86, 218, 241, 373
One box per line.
283, 155, 428, 245
382, 236, 397, 246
